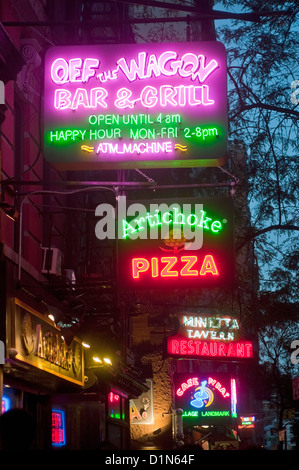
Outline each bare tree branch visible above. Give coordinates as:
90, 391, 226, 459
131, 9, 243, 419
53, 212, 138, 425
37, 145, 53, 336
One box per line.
230, 103, 299, 120
237, 224, 299, 251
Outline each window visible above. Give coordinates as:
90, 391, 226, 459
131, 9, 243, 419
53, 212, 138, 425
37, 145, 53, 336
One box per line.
108, 391, 127, 421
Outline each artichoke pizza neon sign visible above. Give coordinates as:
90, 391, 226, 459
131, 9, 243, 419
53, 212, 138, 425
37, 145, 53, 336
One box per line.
44, 42, 227, 170
117, 197, 234, 289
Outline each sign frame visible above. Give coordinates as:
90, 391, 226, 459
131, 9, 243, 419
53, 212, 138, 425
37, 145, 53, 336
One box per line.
44, 41, 227, 170
12, 298, 84, 387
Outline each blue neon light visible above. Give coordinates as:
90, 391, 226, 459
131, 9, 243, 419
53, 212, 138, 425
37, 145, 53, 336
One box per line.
52, 409, 66, 447
2, 396, 11, 413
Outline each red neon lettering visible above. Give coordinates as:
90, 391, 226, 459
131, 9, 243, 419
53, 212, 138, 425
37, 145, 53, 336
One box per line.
199, 255, 219, 276
151, 257, 159, 277
168, 339, 253, 358
208, 377, 230, 398
161, 257, 179, 277
131, 255, 220, 279
176, 377, 199, 396
132, 258, 150, 278
180, 255, 198, 276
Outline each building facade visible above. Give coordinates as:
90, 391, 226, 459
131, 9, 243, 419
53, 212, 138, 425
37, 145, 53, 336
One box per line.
0, 0, 147, 450
0, 0, 260, 450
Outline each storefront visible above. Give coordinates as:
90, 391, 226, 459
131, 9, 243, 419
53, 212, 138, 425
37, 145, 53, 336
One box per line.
2, 295, 85, 449
167, 313, 255, 449
51, 364, 149, 449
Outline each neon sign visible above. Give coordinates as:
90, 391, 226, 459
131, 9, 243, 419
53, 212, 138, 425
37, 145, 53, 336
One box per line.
122, 206, 223, 239
183, 410, 230, 418
176, 377, 230, 400
241, 416, 255, 424
167, 313, 253, 360
174, 374, 236, 423
182, 315, 240, 341
231, 378, 237, 418
132, 254, 219, 279
168, 338, 253, 358
117, 197, 234, 290
2, 396, 10, 414
44, 42, 227, 170
52, 410, 66, 447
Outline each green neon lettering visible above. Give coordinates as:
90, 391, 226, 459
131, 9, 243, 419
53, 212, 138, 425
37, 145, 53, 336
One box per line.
162, 211, 172, 224
121, 208, 224, 237
173, 207, 186, 225
187, 213, 198, 226
197, 210, 212, 229
146, 212, 156, 227
154, 210, 162, 226
122, 220, 138, 238
200, 410, 230, 417
182, 411, 198, 417
135, 216, 146, 231
211, 220, 222, 233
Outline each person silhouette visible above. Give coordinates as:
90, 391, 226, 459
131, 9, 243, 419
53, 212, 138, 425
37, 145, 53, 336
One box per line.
0, 408, 36, 450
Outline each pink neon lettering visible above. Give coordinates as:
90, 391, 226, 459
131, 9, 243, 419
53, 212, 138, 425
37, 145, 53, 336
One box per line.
96, 141, 173, 155
158, 51, 179, 76
90, 88, 108, 108
147, 54, 160, 78
53, 84, 215, 110
54, 89, 71, 109
202, 85, 214, 105
69, 58, 82, 82
54, 87, 108, 109
179, 53, 198, 78
117, 52, 147, 81
82, 58, 100, 82
51, 57, 99, 84
140, 86, 158, 108
160, 85, 177, 107
116, 51, 219, 83
114, 88, 135, 108
51, 58, 69, 84
195, 55, 219, 82
72, 88, 89, 109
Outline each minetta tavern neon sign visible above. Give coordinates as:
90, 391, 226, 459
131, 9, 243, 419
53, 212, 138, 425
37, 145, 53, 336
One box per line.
167, 314, 253, 359
44, 42, 227, 170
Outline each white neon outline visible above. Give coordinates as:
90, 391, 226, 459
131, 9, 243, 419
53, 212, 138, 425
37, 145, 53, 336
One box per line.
82, 58, 100, 83
51, 58, 69, 84
116, 50, 219, 83
69, 58, 83, 82
51, 57, 99, 84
